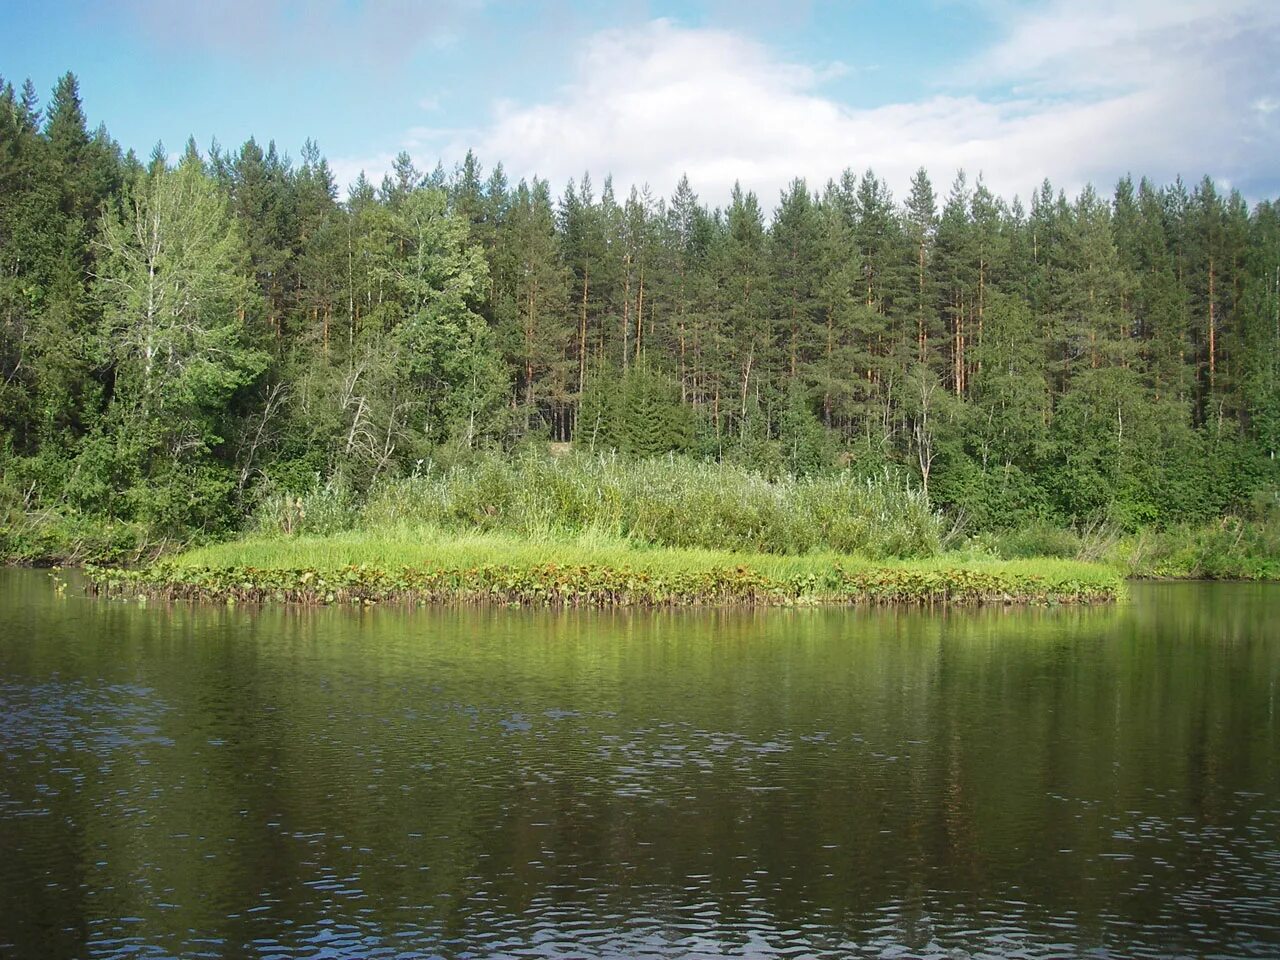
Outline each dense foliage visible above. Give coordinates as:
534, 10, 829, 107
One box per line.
3, 72, 1278, 548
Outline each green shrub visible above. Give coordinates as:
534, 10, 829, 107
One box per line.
985, 522, 1082, 559
0, 505, 157, 565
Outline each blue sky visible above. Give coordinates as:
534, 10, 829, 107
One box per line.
3, 0, 1277, 206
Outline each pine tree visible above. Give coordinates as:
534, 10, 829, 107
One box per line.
618, 365, 691, 456
718, 184, 769, 431
935, 171, 976, 397
903, 168, 939, 365
1239, 201, 1280, 460
559, 173, 600, 412
498, 178, 571, 434
575, 359, 621, 450
227, 138, 295, 340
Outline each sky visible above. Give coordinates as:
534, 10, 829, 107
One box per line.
2, 0, 1278, 208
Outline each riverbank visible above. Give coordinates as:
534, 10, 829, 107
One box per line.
84, 527, 1123, 607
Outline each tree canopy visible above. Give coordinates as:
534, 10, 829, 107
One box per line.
2, 72, 1277, 535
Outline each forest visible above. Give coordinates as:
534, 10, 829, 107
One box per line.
2, 72, 1278, 565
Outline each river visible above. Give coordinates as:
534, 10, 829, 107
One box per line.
1, 569, 1277, 958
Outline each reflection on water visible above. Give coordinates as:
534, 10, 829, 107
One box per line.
0, 571, 1277, 958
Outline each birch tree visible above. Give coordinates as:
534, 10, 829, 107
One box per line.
96, 157, 263, 423
92, 157, 265, 526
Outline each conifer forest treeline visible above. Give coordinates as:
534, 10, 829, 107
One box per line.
2, 73, 1279, 541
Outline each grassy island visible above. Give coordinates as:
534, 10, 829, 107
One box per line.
77, 458, 1125, 607
85, 527, 1123, 607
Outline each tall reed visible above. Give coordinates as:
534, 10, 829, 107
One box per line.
300, 452, 953, 559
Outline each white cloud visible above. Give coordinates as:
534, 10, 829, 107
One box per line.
414, 7, 1278, 208
971, 0, 1274, 92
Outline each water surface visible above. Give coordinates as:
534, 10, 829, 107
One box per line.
1, 570, 1277, 958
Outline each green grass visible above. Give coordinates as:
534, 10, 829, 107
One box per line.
176, 526, 842, 576
88, 525, 1124, 607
